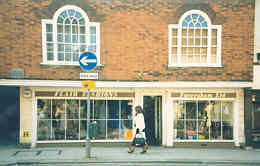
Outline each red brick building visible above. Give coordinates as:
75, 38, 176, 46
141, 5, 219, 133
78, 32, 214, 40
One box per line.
0, 0, 254, 148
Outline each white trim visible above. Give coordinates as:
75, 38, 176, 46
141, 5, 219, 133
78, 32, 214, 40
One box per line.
0, 79, 252, 88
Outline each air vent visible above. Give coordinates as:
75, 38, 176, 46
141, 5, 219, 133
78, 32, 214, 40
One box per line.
257, 53, 260, 61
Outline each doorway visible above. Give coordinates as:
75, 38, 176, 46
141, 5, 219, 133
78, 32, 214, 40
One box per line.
143, 96, 162, 146
0, 86, 20, 147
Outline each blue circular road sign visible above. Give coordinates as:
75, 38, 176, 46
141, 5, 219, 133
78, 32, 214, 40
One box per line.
79, 52, 97, 71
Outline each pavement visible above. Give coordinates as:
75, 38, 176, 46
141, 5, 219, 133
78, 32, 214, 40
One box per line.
1, 145, 260, 165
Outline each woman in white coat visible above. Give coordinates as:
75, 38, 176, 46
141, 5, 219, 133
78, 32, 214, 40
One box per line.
128, 105, 148, 154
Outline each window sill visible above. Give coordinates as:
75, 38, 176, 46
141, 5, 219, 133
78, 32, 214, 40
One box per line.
168, 64, 223, 68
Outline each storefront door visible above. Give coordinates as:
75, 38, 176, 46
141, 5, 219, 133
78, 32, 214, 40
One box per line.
0, 86, 20, 146
143, 96, 162, 145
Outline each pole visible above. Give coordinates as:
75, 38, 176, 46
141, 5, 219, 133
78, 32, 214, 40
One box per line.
86, 89, 91, 158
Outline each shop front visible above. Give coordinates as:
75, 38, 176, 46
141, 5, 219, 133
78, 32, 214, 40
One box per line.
169, 90, 245, 148
34, 89, 135, 145
13, 81, 248, 148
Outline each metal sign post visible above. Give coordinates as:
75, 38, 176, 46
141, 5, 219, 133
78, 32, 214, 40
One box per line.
79, 52, 97, 158
86, 88, 91, 157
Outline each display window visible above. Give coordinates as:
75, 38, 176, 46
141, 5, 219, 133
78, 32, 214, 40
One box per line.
173, 100, 233, 141
36, 98, 133, 141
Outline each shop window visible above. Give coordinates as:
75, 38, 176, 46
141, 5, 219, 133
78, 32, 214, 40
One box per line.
41, 5, 100, 65
168, 10, 222, 67
36, 99, 133, 141
173, 100, 233, 140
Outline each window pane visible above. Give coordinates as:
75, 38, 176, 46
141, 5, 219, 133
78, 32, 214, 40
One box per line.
47, 43, 53, 52
175, 120, 185, 139
172, 29, 177, 36
186, 102, 196, 119
107, 120, 119, 139
187, 47, 193, 54
46, 33, 53, 42
68, 9, 75, 17
88, 45, 96, 53
120, 120, 133, 140
120, 100, 133, 120
181, 55, 187, 63
172, 47, 177, 54
72, 35, 78, 43
47, 52, 54, 61
202, 38, 207, 46
221, 102, 233, 121
65, 18, 70, 25
79, 45, 86, 53
57, 16, 64, 24
108, 100, 119, 119
66, 120, 79, 140
212, 37, 217, 45
182, 29, 187, 36
65, 25, 71, 33
72, 25, 78, 34
57, 25, 63, 33
73, 52, 79, 61
201, 48, 207, 54
53, 120, 65, 140
80, 35, 86, 43
61, 10, 68, 18
66, 100, 79, 119
65, 34, 71, 43
46, 24, 53, 32
211, 55, 217, 63
80, 26, 85, 34
188, 55, 193, 63
95, 120, 106, 139
212, 29, 217, 38
182, 38, 187, 45
57, 34, 63, 42
188, 38, 194, 46
188, 29, 194, 36
80, 120, 87, 140
79, 18, 85, 25
195, 47, 200, 54
65, 44, 71, 52
80, 100, 94, 119
182, 47, 187, 54
37, 120, 51, 140
58, 44, 64, 51
75, 11, 82, 19
65, 53, 71, 61
198, 101, 209, 119
194, 54, 200, 63
201, 55, 207, 63
37, 99, 52, 119
72, 19, 78, 25
223, 121, 233, 140
58, 53, 64, 61
202, 29, 207, 37
186, 120, 197, 140
195, 29, 200, 37
211, 47, 217, 54
90, 35, 96, 44
90, 26, 96, 34
171, 55, 177, 63
172, 38, 177, 45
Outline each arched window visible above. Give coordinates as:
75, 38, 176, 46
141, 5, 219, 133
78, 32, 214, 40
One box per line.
168, 10, 222, 67
42, 5, 100, 65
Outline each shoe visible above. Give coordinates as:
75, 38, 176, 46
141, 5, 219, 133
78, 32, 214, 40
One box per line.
140, 150, 147, 154
128, 150, 134, 153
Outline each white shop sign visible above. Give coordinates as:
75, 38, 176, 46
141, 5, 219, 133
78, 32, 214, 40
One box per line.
80, 72, 98, 80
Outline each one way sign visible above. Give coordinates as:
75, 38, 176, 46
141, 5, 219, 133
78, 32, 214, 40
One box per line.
79, 52, 97, 71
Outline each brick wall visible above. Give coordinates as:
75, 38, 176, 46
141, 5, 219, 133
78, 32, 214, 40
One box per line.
0, 0, 255, 81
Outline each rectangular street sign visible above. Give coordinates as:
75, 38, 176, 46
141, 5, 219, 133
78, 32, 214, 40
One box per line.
80, 72, 98, 80
82, 81, 96, 89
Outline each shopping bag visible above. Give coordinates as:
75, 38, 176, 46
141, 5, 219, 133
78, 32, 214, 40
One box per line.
134, 133, 145, 145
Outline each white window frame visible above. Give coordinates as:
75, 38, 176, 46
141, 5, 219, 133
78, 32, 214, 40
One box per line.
41, 5, 101, 66
168, 10, 222, 67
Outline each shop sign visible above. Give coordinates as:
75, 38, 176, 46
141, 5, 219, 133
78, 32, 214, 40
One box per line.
82, 80, 96, 89
171, 92, 236, 98
35, 91, 135, 98
80, 73, 98, 80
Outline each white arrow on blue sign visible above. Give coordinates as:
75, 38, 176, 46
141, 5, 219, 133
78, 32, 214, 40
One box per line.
79, 52, 97, 71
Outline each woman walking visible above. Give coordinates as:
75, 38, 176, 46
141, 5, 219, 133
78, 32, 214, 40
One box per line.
128, 105, 148, 154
